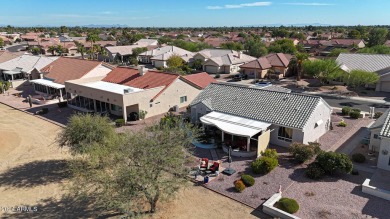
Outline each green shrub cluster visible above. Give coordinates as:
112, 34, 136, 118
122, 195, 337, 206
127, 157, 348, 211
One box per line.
352, 153, 366, 163
338, 120, 347, 127
277, 198, 300, 214
0, 80, 11, 93
306, 151, 353, 180
374, 112, 383, 119
234, 179, 246, 192
341, 107, 351, 116
349, 109, 361, 119
289, 142, 321, 163
215, 73, 220, 79
251, 149, 279, 174
115, 119, 125, 127
241, 174, 255, 187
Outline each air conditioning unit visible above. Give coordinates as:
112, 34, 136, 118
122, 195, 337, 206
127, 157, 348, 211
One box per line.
174, 105, 179, 112
124, 88, 133, 94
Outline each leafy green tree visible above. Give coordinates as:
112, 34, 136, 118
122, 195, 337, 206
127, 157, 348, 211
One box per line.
348, 29, 361, 39
328, 48, 349, 57
60, 26, 68, 33
302, 59, 344, 84
58, 113, 200, 215
191, 59, 203, 70
357, 45, 390, 54
0, 38, 4, 47
29, 47, 41, 55
343, 70, 379, 88
47, 45, 57, 55
75, 41, 87, 59
167, 55, 184, 68
244, 37, 268, 57
268, 39, 297, 54
368, 28, 388, 47
220, 42, 244, 51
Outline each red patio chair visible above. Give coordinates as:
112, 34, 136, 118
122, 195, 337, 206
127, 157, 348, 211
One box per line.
209, 161, 220, 173
200, 158, 209, 171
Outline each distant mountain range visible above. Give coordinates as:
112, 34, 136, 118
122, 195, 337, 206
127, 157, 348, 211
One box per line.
246, 23, 332, 27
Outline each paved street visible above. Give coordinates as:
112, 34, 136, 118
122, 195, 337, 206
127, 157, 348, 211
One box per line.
6, 43, 28, 52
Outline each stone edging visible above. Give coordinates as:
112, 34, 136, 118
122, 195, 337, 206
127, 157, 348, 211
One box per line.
0, 101, 66, 128
263, 193, 301, 219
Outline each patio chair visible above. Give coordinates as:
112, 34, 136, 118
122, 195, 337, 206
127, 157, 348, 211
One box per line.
199, 158, 209, 171
209, 161, 220, 173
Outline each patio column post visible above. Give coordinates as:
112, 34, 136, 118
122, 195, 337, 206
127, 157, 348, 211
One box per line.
221, 131, 224, 142
11, 74, 14, 81
122, 105, 127, 123
247, 137, 251, 152
59, 89, 63, 101
45, 86, 49, 94
93, 99, 97, 112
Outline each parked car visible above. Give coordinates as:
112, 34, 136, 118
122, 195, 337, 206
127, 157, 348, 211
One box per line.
255, 81, 272, 87
233, 73, 248, 81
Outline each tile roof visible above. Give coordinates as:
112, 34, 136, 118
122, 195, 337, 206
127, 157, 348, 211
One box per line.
190, 83, 329, 129
123, 70, 179, 89
183, 72, 218, 89
0, 51, 25, 64
102, 67, 141, 84
42, 57, 110, 84
140, 46, 192, 57
0, 54, 58, 73
204, 51, 256, 66
336, 53, 390, 73
240, 53, 292, 69
380, 110, 390, 138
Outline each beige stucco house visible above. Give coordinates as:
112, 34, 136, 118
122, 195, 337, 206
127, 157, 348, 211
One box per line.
240, 53, 293, 79
65, 66, 217, 122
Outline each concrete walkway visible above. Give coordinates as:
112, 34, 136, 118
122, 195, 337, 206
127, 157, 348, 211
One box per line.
305, 91, 390, 105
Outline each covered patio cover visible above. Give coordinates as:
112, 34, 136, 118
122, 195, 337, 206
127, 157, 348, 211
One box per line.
200, 111, 271, 137
30, 78, 65, 89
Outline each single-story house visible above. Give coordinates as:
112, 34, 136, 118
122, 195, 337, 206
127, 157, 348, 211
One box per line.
103, 39, 158, 62
240, 53, 293, 79
190, 83, 332, 151
30, 57, 114, 101
0, 54, 59, 87
193, 49, 256, 74
65, 66, 217, 122
336, 53, 390, 92
369, 109, 390, 171
138, 46, 193, 68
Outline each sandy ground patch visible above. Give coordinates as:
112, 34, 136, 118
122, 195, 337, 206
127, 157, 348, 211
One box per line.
153, 185, 260, 219
0, 104, 70, 217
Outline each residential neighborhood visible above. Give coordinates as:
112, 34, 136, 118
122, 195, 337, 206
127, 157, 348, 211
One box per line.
2, 1, 390, 219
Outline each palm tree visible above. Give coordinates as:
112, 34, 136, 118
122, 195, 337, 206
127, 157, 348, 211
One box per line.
86, 33, 99, 59
99, 47, 108, 62
295, 52, 309, 81
56, 45, 64, 56
75, 41, 86, 59
47, 45, 57, 56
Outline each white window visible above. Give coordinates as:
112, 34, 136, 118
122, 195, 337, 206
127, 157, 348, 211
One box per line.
180, 96, 187, 103
278, 127, 293, 142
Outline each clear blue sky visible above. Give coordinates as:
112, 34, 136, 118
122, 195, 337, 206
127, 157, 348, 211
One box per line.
1, 0, 389, 27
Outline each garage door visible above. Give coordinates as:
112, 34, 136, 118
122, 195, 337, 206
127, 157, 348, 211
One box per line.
380, 82, 390, 92
205, 65, 218, 74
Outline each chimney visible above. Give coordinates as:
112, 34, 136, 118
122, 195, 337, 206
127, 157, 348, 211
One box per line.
138, 65, 146, 76
238, 51, 243, 59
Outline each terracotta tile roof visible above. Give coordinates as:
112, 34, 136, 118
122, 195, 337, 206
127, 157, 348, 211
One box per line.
183, 72, 218, 89
240, 53, 292, 69
42, 57, 106, 84
124, 70, 179, 89
0, 51, 25, 64
102, 67, 141, 84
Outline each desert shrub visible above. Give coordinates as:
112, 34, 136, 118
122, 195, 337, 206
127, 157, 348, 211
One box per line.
0, 80, 11, 92
234, 179, 246, 192
215, 73, 220, 79
251, 156, 278, 174
241, 174, 255, 187
306, 162, 325, 180
115, 119, 125, 127
338, 120, 347, 127
316, 151, 353, 175
374, 112, 383, 119
289, 142, 322, 163
349, 109, 361, 119
277, 197, 300, 214
341, 106, 351, 115
261, 148, 279, 159
352, 153, 366, 163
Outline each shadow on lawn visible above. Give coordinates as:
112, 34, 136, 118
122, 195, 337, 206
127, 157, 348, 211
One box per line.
0, 160, 70, 188
1, 194, 122, 219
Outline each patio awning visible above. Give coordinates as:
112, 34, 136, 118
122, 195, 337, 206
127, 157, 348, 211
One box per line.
3, 70, 22, 75
30, 78, 65, 89
200, 111, 271, 137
